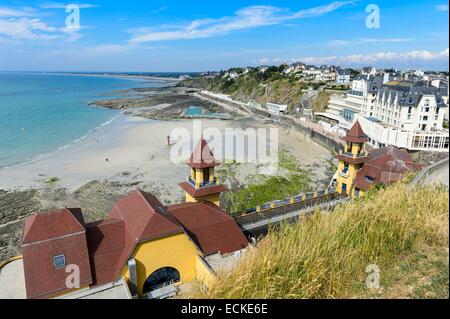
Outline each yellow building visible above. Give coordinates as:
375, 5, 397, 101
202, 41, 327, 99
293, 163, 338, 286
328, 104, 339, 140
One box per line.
335, 121, 369, 197
334, 121, 422, 198
20, 138, 248, 299
178, 136, 228, 206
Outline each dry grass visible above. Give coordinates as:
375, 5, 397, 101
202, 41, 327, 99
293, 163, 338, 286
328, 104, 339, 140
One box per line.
190, 183, 449, 299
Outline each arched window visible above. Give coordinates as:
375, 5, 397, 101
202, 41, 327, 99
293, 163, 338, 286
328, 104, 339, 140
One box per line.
143, 267, 180, 294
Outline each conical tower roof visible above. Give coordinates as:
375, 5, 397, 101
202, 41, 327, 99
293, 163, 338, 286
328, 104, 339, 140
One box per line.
186, 136, 220, 168
344, 120, 368, 143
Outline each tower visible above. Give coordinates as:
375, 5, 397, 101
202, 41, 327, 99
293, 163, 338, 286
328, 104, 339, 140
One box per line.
178, 137, 228, 206
335, 120, 368, 197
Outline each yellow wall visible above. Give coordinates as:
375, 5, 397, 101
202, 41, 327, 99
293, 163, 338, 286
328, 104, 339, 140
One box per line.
195, 255, 216, 289
336, 157, 360, 196
351, 142, 362, 154
121, 233, 202, 297
185, 192, 220, 206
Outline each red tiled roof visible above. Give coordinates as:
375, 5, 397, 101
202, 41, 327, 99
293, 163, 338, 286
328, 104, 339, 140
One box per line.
21, 208, 92, 299
21, 188, 249, 297
178, 181, 228, 198
167, 201, 249, 255
92, 189, 184, 285
85, 218, 125, 285
186, 136, 220, 168
344, 121, 368, 143
353, 146, 422, 191
23, 208, 85, 244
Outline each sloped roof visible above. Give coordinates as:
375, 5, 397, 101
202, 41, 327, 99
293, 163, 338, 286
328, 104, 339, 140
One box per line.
178, 181, 228, 198
22, 208, 85, 244
344, 121, 368, 143
353, 146, 422, 191
167, 201, 249, 255
85, 218, 125, 285
95, 189, 183, 285
21, 208, 92, 299
186, 136, 220, 168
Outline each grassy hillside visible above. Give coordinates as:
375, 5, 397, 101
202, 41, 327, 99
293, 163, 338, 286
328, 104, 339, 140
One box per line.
191, 183, 449, 298
179, 67, 325, 111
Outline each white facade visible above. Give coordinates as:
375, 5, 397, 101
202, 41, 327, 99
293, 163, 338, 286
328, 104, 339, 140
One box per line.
266, 102, 288, 114
321, 76, 449, 152
357, 115, 449, 151
336, 73, 351, 84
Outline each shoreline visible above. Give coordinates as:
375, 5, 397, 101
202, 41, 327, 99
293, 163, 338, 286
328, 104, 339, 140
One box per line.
0, 71, 182, 82
0, 114, 332, 191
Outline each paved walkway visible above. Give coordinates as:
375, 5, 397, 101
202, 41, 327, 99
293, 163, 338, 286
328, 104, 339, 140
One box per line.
198, 90, 345, 146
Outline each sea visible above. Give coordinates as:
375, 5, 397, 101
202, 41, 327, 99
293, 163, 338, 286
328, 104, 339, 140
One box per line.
0, 72, 173, 168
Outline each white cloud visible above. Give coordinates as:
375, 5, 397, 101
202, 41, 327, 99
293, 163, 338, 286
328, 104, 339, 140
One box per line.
327, 40, 350, 46
258, 48, 449, 66
39, 2, 99, 9
0, 7, 35, 17
0, 5, 88, 42
129, 2, 353, 43
359, 38, 414, 43
0, 18, 59, 40
152, 6, 167, 14
435, 4, 449, 11
295, 48, 449, 65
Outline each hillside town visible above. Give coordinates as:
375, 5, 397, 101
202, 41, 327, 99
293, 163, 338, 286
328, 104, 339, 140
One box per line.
197, 62, 449, 153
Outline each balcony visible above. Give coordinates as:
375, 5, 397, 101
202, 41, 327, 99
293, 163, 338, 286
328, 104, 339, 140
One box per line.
187, 176, 218, 188
339, 170, 349, 178
340, 150, 368, 158
338, 150, 369, 165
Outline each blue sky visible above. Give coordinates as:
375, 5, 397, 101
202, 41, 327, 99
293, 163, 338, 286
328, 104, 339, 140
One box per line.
0, 0, 448, 71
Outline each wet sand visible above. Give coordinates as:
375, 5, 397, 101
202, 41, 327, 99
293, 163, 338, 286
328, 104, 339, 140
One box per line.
0, 114, 332, 201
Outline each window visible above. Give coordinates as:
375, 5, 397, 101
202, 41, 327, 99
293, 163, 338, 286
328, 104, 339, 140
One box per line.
342, 162, 349, 174
53, 254, 65, 268
365, 176, 375, 183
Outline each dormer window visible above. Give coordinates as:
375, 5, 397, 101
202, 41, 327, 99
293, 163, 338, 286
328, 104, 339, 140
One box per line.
365, 176, 375, 183
53, 254, 66, 269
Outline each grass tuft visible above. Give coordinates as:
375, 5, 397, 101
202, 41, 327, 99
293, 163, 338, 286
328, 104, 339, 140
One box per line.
190, 183, 449, 299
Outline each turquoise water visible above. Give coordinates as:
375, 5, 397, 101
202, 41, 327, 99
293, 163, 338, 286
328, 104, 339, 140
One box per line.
185, 105, 231, 119
186, 106, 205, 116
0, 73, 161, 168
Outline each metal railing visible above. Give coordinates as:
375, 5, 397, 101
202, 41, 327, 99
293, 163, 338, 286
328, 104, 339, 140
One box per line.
233, 187, 338, 217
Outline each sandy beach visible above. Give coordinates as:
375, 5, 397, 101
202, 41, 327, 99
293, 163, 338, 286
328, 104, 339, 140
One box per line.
0, 114, 332, 202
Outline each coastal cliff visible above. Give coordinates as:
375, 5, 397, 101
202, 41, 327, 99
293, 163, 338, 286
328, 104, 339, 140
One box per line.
178, 66, 322, 111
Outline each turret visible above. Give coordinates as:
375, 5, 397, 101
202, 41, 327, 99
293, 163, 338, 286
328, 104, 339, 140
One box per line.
335, 121, 369, 196
178, 137, 228, 206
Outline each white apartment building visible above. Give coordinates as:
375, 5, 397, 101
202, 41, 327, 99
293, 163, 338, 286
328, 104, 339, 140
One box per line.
266, 102, 288, 114
318, 74, 449, 152
359, 81, 449, 151
335, 69, 351, 84
318, 75, 383, 129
